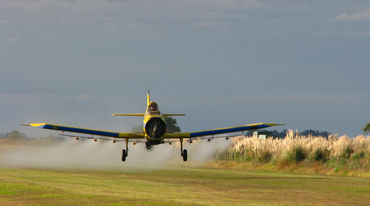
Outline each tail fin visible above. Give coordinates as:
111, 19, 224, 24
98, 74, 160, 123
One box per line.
147, 90, 151, 106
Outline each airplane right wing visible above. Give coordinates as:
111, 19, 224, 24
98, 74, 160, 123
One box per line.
164, 122, 284, 139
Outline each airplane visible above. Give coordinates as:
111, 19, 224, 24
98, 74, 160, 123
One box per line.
22, 91, 284, 162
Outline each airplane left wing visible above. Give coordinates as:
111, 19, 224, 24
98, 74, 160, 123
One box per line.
22, 123, 145, 139
164, 122, 284, 139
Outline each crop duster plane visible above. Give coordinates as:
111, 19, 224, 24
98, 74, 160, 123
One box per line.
23, 91, 283, 162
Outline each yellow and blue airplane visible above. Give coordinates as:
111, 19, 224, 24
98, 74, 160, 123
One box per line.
23, 91, 283, 161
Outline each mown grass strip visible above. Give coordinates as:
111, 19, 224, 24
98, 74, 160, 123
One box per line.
0, 167, 369, 206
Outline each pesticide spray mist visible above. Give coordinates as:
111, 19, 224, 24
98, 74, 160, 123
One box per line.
0, 138, 232, 170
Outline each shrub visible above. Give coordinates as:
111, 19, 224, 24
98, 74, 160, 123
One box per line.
285, 146, 306, 163
257, 151, 273, 163
351, 151, 366, 160
341, 146, 354, 159
312, 148, 330, 162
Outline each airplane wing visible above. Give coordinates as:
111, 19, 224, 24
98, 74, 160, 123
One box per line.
22, 123, 145, 139
164, 123, 284, 139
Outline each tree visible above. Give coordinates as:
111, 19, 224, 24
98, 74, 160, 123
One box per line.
7, 130, 26, 139
131, 125, 143, 133
163, 116, 181, 132
299, 129, 330, 138
362, 122, 370, 134
130, 116, 181, 133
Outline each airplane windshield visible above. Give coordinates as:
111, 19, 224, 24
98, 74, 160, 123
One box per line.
148, 103, 158, 111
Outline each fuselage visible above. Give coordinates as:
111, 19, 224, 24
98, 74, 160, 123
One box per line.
143, 101, 167, 145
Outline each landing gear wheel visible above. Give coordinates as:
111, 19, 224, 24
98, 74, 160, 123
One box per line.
182, 149, 188, 162
145, 142, 152, 150
122, 149, 127, 162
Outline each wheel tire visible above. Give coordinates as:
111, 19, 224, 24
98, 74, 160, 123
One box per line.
182, 149, 188, 162
145, 142, 152, 150
122, 149, 127, 162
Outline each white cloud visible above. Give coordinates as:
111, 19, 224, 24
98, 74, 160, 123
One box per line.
193, 22, 229, 28
313, 31, 370, 37
265, 19, 287, 24
233, 93, 370, 102
4, 37, 19, 43
104, 21, 116, 27
0, 93, 98, 100
334, 9, 370, 21
129, 22, 143, 28
0, 0, 263, 21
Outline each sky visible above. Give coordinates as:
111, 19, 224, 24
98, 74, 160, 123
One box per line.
0, 0, 369, 137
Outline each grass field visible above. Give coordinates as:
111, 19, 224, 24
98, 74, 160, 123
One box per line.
0, 167, 369, 206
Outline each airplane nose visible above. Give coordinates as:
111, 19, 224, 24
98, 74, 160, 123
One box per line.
145, 118, 167, 138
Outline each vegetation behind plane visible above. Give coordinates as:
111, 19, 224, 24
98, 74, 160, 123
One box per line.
362, 122, 370, 134
217, 130, 369, 176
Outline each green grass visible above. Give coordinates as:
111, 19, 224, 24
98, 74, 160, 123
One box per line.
0, 167, 369, 206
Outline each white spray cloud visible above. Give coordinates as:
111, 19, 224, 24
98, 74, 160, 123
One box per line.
0, 138, 232, 170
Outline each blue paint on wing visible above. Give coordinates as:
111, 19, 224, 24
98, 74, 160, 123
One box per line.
41, 124, 120, 137
189, 124, 270, 137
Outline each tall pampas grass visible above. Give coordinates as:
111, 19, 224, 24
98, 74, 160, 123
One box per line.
217, 130, 369, 169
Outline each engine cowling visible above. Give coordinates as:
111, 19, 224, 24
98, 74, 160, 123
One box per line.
144, 117, 167, 139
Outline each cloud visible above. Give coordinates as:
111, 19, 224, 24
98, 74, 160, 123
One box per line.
193, 22, 230, 28
334, 9, 370, 21
0, 0, 263, 22
4, 37, 19, 43
75, 95, 90, 100
233, 93, 370, 102
313, 31, 370, 37
129, 22, 143, 28
0, 93, 96, 100
104, 21, 116, 27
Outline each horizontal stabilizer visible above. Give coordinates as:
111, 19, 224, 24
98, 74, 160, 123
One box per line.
163, 114, 186, 116
112, 113, 145, 116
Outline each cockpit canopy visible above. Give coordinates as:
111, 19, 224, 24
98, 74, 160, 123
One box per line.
148, 102, 159, 112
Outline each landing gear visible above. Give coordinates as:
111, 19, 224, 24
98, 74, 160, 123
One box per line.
145, 142, 152, 150
122, 149, 127, 161
122, 138, 129, 162
180, 138, 188, 162
182, 149, 188, 161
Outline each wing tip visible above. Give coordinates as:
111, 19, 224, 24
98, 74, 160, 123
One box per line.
261, 123, 285, 127
22, 123, 47, 128
266, 123, 285, 126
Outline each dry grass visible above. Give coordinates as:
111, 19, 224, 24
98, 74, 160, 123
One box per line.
217, 130, 370, 175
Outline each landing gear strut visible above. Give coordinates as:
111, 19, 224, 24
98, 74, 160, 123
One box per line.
180, 138, 188, 161
122, 138, 128, 162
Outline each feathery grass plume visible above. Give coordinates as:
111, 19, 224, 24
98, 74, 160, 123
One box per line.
217, 130, 370, 170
